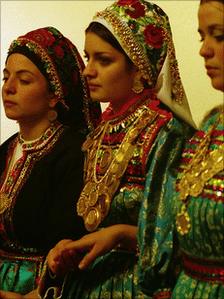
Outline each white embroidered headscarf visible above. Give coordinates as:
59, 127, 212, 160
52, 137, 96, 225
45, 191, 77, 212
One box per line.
93, 0, 197, 128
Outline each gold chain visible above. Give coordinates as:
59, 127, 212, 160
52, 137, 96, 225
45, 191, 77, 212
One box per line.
77, 106, 158, 231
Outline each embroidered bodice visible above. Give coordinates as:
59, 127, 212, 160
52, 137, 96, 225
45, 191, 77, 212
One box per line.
77, 94, 172, 231
0, 122, 64, 252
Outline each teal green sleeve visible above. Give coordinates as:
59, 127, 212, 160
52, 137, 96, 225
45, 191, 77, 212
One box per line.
137, 117, 193, 297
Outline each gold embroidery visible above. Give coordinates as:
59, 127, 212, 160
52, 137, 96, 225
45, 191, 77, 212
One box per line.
0, 193, 10, 214
77, 106, 158, 232
0, 124, 64, 217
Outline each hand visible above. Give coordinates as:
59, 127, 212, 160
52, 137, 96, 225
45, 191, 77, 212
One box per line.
47, 225, 137, 276
0, 290, 38, 299
47, 239, 84, 278
0, 291, 23, 299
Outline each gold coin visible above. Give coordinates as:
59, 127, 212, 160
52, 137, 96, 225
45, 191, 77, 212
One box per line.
83, 181, 94, 194
89, 188, 99, 207
99, 148, 112, 172
85, 208, 101, 232
98, 191, 110, 216
77, 196, 86, 216
116, 152, 125, 163
110, 162, 120, 174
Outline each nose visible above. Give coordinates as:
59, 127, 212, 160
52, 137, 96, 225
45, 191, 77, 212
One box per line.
83, 61, 97, 78
199, 38, 214, 59
2, 78, 16, 95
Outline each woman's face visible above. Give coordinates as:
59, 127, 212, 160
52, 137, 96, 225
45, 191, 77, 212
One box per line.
2, 53, 55, 125
83, 32, 138, 110
198, 1, 224, 91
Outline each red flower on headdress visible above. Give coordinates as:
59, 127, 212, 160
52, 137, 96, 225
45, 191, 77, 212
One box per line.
25, 29, 56, 48
118, 0, 145, 19
126, 2, 145, 18
54, 45, 64, 58
118, 0, 139, 5
144, 24, 164, 49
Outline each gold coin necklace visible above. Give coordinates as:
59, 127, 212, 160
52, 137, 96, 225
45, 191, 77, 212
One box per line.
176, 114, 224, 235
77, 106, 158, 231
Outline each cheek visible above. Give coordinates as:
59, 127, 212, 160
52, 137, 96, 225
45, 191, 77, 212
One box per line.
20, 88, 49, 109
217, 45, 224, 65
108, 69, 133, 88
25, 85, 49, 99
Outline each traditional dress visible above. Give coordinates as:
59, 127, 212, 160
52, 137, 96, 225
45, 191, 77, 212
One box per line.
62, 95, 193, 299
138, 107, 224, 299
39, 94, 193, 299
0, 124, 86, 293
39, 1, 196, 298
0, 26, 100, 293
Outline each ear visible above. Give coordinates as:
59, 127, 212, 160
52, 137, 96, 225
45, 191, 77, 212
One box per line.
48, 94, 59, 109
132, 69, 144, 94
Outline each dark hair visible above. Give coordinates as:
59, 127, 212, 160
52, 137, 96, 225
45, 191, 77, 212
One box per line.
85, 22, 133, 67
200, 0, 224, 3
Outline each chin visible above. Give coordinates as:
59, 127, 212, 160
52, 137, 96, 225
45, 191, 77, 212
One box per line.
4, 113, 18, 120
211, 80, 224, 92
91, 95, 109, 103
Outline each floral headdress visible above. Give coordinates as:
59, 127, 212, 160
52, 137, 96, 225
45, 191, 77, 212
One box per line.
7, 27, 101, 131
93, 0, 196, 127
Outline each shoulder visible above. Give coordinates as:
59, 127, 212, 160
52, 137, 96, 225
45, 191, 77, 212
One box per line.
146, 100, 194, 137
0, 133, 18, 153
39, 126, 86, 165
200, 105, 223, 131
58, 126, 86, 148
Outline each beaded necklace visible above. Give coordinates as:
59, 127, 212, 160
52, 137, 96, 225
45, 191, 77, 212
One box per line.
0, 122, 62, 215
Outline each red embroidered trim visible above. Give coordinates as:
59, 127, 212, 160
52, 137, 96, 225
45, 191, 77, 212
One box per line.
102, 89, 156, 121
0, 248, 45, 287
153, 290, 172, 299
182, 253, 224, 283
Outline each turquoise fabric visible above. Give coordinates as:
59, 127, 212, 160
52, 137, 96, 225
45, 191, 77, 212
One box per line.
171, 111, 224, 299
0, 127, 87, 294
58, 116, 192, 299
138, 109, 224, 299
0, 257, 41, 294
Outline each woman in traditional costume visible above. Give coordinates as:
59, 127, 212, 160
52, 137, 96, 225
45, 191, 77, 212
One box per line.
0, 26, 100, 297
39, 1, 196, 298
138, 1, 224, 298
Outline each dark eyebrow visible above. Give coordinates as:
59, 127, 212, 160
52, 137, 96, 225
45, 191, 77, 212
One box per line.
198, 24, 224, 34
3, 68, 35, 76
84, 49, 113, 56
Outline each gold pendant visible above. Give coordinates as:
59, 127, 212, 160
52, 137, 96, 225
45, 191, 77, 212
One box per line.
77, 194, 87, 216
85, 207, 101, 232
176, 204, 191, 235
98, 190, 110, 216
99, 148, 112, 174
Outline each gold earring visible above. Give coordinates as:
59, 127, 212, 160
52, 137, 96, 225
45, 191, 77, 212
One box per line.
132, 72, 144, 94
47, 109, 58, 122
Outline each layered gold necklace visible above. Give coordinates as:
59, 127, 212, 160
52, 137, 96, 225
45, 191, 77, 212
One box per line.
176, 113, 224, 235
77, 105, 158, 232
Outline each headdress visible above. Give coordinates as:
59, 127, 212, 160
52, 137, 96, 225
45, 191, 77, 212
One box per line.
93, 0, 196, 127
7, 26, 101, 131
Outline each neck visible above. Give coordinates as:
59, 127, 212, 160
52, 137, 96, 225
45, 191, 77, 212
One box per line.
109, 92, 138, 114
18, 119, 53, 141
103, 89, 154, 121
